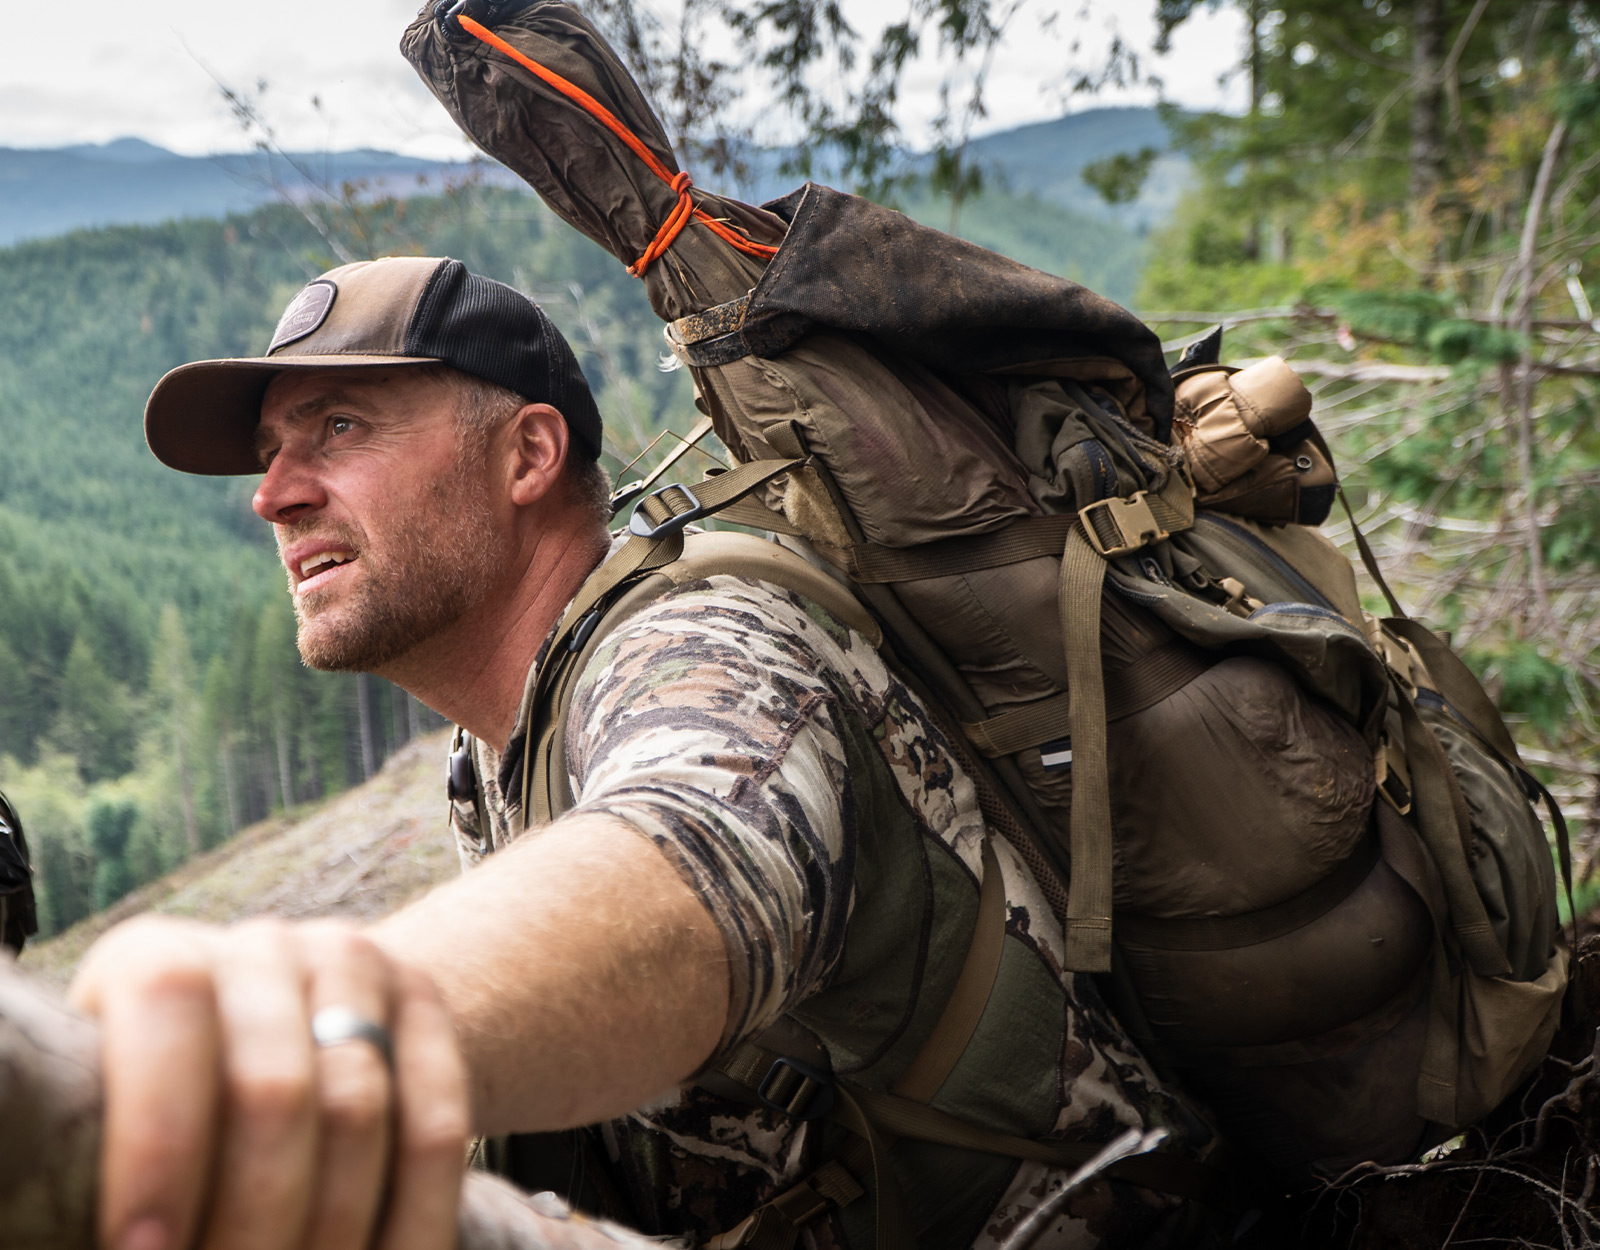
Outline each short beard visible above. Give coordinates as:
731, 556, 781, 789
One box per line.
290, 463, 507, 673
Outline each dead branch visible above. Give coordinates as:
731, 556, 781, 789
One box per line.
1273, 358, 1454, 383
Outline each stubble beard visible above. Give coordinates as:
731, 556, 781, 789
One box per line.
286, 467, 508, 673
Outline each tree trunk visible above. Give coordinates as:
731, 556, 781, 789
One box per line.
1243, 0, 1262, 262
175, 729, 200, 858
391, 680, 410, 750
274, 713, 295, 813
356, 672, 378, 781
220, 738, 240, 840
1408, 0, 1446, 267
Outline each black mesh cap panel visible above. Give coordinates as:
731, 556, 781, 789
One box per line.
405, 260, 604, 458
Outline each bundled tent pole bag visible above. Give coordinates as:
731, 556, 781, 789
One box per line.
406, 0, 1568, 1194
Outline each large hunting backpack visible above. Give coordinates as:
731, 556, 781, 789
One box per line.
0, 790, 37, 956
482, 326, 1568, 1193
410, 0, 1569, 1220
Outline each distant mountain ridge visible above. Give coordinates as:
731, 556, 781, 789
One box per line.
0, 140, 521, 248
0, 108, 1185, 247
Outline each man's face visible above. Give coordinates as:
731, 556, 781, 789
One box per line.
252, 368, 510, 672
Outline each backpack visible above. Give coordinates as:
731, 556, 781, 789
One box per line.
408, 0, 1568, 1209
0, 790, 38, 956
488, 324, 1567, 1192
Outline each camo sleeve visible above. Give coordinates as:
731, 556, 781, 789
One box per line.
562, 574, 879, 1053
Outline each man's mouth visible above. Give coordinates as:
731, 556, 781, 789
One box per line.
296, 550, 356, 593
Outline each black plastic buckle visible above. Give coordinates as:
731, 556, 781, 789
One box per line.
628, 483, 706, 539
567, 607, 604, 654
447, 745, 477, 804
756, 1056, 835, 1121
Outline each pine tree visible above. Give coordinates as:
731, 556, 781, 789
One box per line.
143, 604, 201, 859
47, 635, 135, 783
85, 797, 137, 912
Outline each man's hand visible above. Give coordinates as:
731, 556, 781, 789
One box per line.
69, 916, 468, 1250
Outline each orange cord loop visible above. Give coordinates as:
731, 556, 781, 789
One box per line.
458, 15, 779, 278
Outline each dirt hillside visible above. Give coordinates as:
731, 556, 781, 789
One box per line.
18, 729, 461, 987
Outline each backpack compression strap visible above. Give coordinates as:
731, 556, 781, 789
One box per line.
1059, 468, 1196, 973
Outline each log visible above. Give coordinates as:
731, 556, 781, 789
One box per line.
0, 956, 658, 1250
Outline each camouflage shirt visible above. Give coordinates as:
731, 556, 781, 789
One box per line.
450, 564, 1218, 1250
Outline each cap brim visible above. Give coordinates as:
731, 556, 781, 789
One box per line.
144, 354, 439, 475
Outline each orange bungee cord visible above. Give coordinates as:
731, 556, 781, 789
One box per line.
456, 14, 780, 277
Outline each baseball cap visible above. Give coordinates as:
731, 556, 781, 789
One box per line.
144, 256, 604, 474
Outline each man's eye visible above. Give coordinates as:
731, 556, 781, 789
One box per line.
329, 416, 357, 437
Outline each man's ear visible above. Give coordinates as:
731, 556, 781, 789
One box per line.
505, 403, 570, 508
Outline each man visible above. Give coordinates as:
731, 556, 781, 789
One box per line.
77, 255, 1218, 1250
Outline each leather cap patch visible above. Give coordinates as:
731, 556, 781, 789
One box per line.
269, 280, 337, 352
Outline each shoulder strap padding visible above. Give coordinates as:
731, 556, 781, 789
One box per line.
658, 531, 883, 647
533, 531, 881, 827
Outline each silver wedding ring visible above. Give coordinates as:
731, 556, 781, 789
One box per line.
311, 1005, 395, 1069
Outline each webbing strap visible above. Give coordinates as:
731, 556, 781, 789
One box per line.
892, 838, 1005, 1102
1521, 769, 1577, 949
671, 293, 752, 345
1114, 834, 1381, 952
849, 473, 1191, 585
849, 1088, 1228, 1207
850, 516, 1079, 583
1385, 619, 1521, 764
1060, 524, 1115, 973
549, 458, 802, 660
1078, 472, 1195, 558
1398, 692, 1514, 978
522, 458, 804, 821
667, 295, 756, 367
715, 495, 805, 536
1309, 423, 1407, 619
961, 642, 1213, 758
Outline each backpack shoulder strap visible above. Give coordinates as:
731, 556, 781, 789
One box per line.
527, 526, 881, 828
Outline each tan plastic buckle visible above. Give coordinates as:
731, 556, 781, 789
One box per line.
1080, 491, 1169, 557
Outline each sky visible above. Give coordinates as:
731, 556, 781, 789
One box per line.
1, 1, 1248, 160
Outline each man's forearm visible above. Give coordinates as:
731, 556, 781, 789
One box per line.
371, 814, 731, 1136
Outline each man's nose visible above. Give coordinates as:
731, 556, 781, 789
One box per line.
252, 450, 327, 523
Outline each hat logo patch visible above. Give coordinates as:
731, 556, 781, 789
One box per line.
269, 280, 338, 353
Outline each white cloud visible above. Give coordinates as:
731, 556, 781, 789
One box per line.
0, 0, 1246, 158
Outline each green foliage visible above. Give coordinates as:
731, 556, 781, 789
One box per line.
49, 637, 135, 783
86, 798, 138, 911
1309, 288, 1525, 366
1083, 147, 1160, 206
1475, 641, 1574, 739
